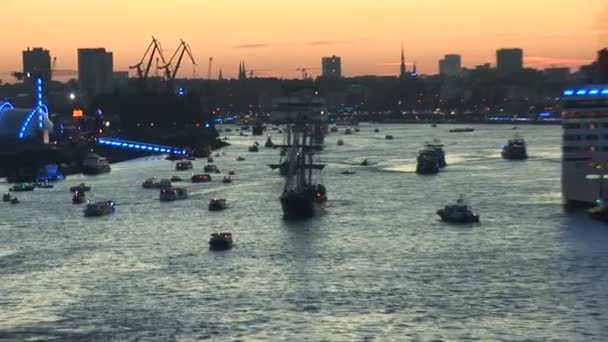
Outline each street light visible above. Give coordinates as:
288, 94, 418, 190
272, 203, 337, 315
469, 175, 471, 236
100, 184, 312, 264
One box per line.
68, 92, 76, 100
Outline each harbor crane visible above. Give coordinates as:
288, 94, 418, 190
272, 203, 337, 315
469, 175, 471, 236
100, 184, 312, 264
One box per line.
296, 67, 318, 80
158, 39, 197, 81
129, 36, 167, 79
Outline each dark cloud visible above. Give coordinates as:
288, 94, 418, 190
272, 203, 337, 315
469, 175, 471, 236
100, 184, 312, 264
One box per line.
233, 43, 271, 49
305, 40, 352, 46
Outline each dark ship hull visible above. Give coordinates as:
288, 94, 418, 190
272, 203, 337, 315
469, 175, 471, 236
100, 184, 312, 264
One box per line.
502, 148, 527, 160
280, 191, 314, 220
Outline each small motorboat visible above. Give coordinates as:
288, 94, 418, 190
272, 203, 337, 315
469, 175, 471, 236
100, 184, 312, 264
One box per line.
265, 136, 273, 148
35, 181, 54, 189
207, 157, 214, 163
159, 179, 173, 189
72, 191, 86, 204
3, 193, 11, 202
10, 183, 36, 192
222, 176, 233, 184
341, 170, 356, 175
70, 183, 91, 192
502, 135, 528, 160
209, 232, 233, 251
253, 141, 260, 147
344, 128, 352, 135
166, 154, 184, 161
214, 153, 221, 157
225, 128, 232, 132
373, 128, 379, 133
159, 187, 188, 202
249, 145, 259, 152
208, 198, 227, 211
84, 200, 115, 217
176, 161, 193, 171
512, 126, 518, 130
330, 126, 338, 132
337, 139, 344, 146
192, 174, 212, 183
416, 149, 440, 175
360, 158, 369, 166
385, 135, 394, 140
228, 170, 236, 176
204, 164, 219, 173
142, 178, 160, 189
10, 197, 19, 204
437, 196, 480, 224
354, 128, 360, 132
170, 176, 183, 182
223, 136, 230, 140
449, 127, 475, 133
236, 156, 245, 161
431, 124, 437, 128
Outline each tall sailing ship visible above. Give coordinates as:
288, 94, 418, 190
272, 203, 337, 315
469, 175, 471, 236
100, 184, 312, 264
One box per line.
278, 119, 327, 220
268, 87, 328, 219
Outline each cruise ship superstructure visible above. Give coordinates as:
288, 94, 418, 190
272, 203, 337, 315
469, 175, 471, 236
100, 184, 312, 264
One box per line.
561, 86, 608, 205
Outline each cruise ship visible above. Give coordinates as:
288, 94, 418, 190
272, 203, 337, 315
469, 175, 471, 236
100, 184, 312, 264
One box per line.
561, 86, 608, 206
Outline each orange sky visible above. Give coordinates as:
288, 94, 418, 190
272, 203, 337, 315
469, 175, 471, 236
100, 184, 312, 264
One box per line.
1, 0, 607, 79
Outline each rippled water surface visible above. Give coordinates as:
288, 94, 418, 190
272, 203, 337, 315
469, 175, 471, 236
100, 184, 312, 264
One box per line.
2, 124, 608, 341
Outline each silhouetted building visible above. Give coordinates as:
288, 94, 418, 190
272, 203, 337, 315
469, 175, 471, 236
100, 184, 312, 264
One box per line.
496, 48, 523, 74
78, 48, 113, 97
439, 54, 462, 77
543, 67, 570, 82
599, 48, 608, 83
22, 47, 51, 82
322, 55, 342, 78
238, 61, 247, 80
399, 46, 407, 78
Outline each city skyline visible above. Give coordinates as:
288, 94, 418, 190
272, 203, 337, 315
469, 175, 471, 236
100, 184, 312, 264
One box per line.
1, 0, 607, 79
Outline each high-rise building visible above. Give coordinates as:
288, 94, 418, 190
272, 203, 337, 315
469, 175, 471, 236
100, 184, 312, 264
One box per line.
599, 48, 608, 83
322, 55, 341, 78
496, 48, 524, 74
78, 48, 113, 97
22, 47, 52, 82
438, 54, 462, 77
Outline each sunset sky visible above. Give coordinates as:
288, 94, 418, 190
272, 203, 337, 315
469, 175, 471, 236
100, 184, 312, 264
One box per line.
1, 0, 607, 79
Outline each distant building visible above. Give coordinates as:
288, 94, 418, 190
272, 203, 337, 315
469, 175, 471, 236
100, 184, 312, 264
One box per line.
78, 48, 113, 97
22, 47, 51, 82
322, 55, 342, 78
438, 54, 462, 77
113, 71, 129, 86
543, 67, 570, 82
238, 61, 247, 80
599, 48, 608, 83
475, 63, 492, 70
496, 48, 523, 74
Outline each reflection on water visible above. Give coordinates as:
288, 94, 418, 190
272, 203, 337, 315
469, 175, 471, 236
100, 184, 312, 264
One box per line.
1, 124, 608, 340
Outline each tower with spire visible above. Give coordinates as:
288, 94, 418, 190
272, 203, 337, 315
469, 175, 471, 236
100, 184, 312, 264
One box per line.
218, 68, 223, 81
399, 45, 407, 78
238, 61, 247, 80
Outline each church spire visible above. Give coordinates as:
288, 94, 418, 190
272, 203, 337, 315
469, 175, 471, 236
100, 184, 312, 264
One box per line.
218, 68, 223, 81
399, 44, 407, 78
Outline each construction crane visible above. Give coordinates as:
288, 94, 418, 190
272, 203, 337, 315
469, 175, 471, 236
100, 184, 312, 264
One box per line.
129, 36, 167, 79
207, 57, 213, 80
296, 67, 318, 80
159, 39, 197, 81
51, 57, 77, 78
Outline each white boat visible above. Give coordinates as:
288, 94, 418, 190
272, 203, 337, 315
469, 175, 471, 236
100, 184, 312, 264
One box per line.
561, 86, 608, 206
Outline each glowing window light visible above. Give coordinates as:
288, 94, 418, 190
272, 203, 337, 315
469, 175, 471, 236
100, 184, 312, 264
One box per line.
602, 89, 608, 95
576, 90, 588, 95
589, 89, 600, 95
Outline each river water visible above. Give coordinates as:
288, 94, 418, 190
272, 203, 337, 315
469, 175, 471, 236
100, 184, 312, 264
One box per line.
1, 124, 608, 341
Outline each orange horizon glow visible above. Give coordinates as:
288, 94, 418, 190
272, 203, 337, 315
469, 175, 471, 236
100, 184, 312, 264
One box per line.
1, 0, 607, 80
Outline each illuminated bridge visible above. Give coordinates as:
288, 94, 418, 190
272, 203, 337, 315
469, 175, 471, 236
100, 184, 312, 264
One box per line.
97, 138, 187, 155
0, 78, 52, 141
